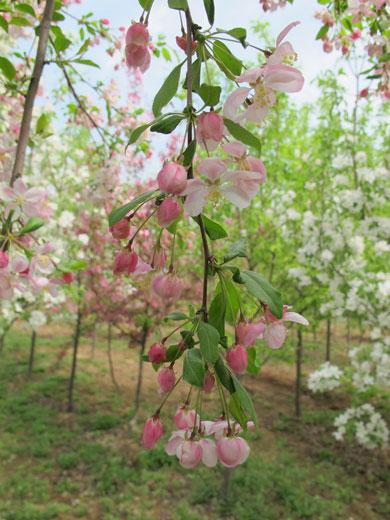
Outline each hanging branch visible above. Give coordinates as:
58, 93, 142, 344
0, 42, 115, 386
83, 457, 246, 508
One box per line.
10, 0, 56, 186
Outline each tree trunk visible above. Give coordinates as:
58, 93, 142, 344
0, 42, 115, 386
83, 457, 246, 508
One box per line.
220, 467, 233, 515
67, 309, 82, 412
295, 329, 303, 419
132, 323, 149, 419
107, 322, 120, 393
91, 320, 97, 359
325, 318, 331, 362
27, 330, 37, 379
0, 333, 5, 356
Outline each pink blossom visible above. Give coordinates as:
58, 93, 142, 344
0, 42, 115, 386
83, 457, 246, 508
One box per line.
176, 35, 197, 54
126, 22, 150, 46
142, 416, 163, 449
263, 305, 309, 349
157, 162, 187, 195
174, 406, 197, 429
101, 18, 110, 25
157, 367, 176, 393
148, 342, 167, 364
152, 273, 183, 302
0, 251, 9, 269
203, 370, 215, 393
113, 250, 138, 275
62, 272, 74, 284
165, 430, 185, 456
157, 198, 182, 228
177, 440, 202, 469
236, 320, 265, 347
125, 44, 151, 72
0, 179, 46, 218
151, 247, 167, 270
226, 344, 248, 374
110, 219, 130, 240
197, 112, 224, 150
216, 436, 250, 467
199, 438, 217, 467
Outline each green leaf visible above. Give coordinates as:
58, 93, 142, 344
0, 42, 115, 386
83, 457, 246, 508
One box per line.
10, 16, 31, 26
127, 122, 151, 147
247, 347, 262, 375
232, 376, 257, 424
182, 139, 197, 167
183, 348, 205, 387
198, 321, 220, 364
229, 393, 248, 429
138, 0, 154, 9
181, 330, 195, 349
315, 25, 329, 40
15, 3, 35, 17
208, 292, 226, 337
214, 356, 235, 393
19, 217, 45, 236
223, 238, 247, 263
164, 311, 188, 321
226, 27, 247, 46
108, 189, 157, 227
183, 58, 201, 93
150, 114, 184, 134
0, 56, 16, 80
73, 58, 100, 68
152, 63, 183, 116
213, 40, 242, 77
0, 16, 9, 33
166, 344, 183, 362
200, 215, 228, 240
67, 260, 88, 271
223, 118, 262, 152
198, 83, 221, 106
236, 270, 283, 319
203, 0, 215, 25
54, 35, 72, 52
36, 113, 51, 134
219, 278, 240, 325
168, 0, 188, 9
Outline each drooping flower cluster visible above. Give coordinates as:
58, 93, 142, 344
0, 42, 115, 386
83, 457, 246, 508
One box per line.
125, 22, 151, 72
307, 362, 343, 393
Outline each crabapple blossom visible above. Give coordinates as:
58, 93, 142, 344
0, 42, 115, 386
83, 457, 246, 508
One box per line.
142, 416, 164, 449
113, 250, 138, 275
148, 342, 167, 364
308, 362, 343, 393
0, 179, 46, 218
151, 273, 183, 302
174, 405, 197, 429
110, 219, 130, 240
216, 436, 250, 468
157, 162, 187, 195
176, 35, 197, 54
196, 112, 224, 151
236, 320, 265, 347
177, 440, 203, 469
157, 367, 176, 393
203, 370, 215, 393
226, 344, 248, 374
157, 198, 182, 228
125, 22, 151, 72
263, 305, 309, 349
0, 251, 9, 269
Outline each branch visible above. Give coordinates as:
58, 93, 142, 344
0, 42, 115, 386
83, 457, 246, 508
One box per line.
10, 0, 56, 186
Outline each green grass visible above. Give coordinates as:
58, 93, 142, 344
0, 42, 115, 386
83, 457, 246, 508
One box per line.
0, 328, 386, 520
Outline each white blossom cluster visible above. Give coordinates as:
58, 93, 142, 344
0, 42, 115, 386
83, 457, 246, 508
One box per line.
28, 310, 47, 330
307, 362, 343, 393
333, 404, 389, 450
349, 339, 390, 392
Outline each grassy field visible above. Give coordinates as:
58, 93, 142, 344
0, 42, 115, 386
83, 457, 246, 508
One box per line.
0, 325, 388, 520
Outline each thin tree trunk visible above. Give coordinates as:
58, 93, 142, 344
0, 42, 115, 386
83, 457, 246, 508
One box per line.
220, 467, 233, 514
133, 323, 149, 418
0, 333, 5, 356
107, 322, 120, 393
325, 319, 331, 362
67, 309, 82, 412
346, 318, 351, 345
27, 330, 37, 379
295, 329, 303, 418
10, 0, 55, 185
91, 320, 97, 359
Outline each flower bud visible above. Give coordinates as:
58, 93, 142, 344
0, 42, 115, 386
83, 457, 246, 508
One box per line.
113, 250, 138, 275
157, 367, 176, 393
177, 440, 202, 469
216, 436, 250, 468
157, 162, 187, 195
176, 35, 197, 54
152, 273, 183, 302
197, 112, 224, 151
226, 344, 248, 375
203, 370, 215, 394
174, 405, 197, 430
0, 251, 9, 269
126, 22, 149, 46
236, 321, 265, 348
110, 219, 130, 240
142, 416, 163, 449
359, 88, 369, 98
157, 198, 182, 228
125, 43, 151, 71
148, 342, 167, 364
152, 247, 167, 270
62, 272, 74, 284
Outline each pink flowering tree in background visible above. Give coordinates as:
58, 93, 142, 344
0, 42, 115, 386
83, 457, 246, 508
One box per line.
259, 0, 389, 98
107, 0, 310, 470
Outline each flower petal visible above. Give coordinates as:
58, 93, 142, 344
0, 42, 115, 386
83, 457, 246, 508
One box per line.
284, 311, 309, 326
223, 87, 251, 122
264, 323, 286, 349
276, 21, 300, 47
198, 158, 226, 180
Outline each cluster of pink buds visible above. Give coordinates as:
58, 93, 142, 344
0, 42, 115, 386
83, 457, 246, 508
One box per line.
125, 22, 151, 72
143, 409, 252, 469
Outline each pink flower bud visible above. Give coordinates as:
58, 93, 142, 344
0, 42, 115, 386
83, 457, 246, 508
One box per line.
174, 405, 197, 430
351, 28, 361, 41
110, 219, 130, 240
177, 440, 202, 469
152, 247, 167, 270
0, 251, 9, 269
157, 367, 176, 393
236, 321, 265, 348
226, 344, 248, 375
197, 112, 224, 151
125, 44, 151, 72
142, 416, 163, 449
176, 35, 197, 54
113, 250, 138, 275
148, 342, 167, 364
152, 274, 183, 302
359, 88, 369, 98
341, 45, 349, 56
323, 40, 333, 53
157, 162, 187, 195
62, 272, 74, 284
216, 436, 250, 468
157, 198, 182, 228
203, 371, 215, 394
126, 22, 150, 46
101, 18, 110, 25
